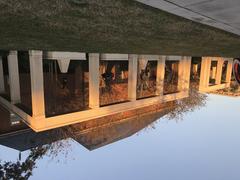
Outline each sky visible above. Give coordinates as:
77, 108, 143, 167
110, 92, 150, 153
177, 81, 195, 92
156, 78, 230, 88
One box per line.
0, 94, 240, 180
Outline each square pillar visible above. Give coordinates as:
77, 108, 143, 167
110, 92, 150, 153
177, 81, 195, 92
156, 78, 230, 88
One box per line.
156, 56, 166, 96
0, 56, 5, 93
199, 57, 211, 91
29, 50, 45, 118
128, 54, 138, 101
8, 51, 21, 104
89, 53, 100, 109
178, 57, 186, 91
182, 56, 192, 91
215, 58, 224, 85
177, 56, 191, 92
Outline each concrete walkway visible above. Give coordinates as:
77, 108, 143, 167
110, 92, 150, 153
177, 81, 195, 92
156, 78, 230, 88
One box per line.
136, 0, 240, 36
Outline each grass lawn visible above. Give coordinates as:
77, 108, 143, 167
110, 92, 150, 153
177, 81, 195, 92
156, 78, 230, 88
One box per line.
0, 0, 240, 57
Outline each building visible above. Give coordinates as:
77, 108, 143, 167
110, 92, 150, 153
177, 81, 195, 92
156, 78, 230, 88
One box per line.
0, 51, 233, 132
190, 57, 233, 92
0, 100, 174, 151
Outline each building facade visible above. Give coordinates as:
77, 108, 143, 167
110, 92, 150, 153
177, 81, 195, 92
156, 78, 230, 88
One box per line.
0, 51, 233, 132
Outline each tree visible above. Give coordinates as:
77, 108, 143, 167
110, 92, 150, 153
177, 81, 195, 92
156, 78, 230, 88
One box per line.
0, 128, 74, 180
167, 88, 207, 120
0, 147, 47, 180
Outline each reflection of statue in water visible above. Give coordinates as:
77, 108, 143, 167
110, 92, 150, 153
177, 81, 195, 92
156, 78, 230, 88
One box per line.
138, 61, 151, 97
101, 62, 115, 92
102, 72, 114, 92
191, 64, 199, 81
58, 77, 68, 89
139, 65, 150, 90
165, 64, 178, 84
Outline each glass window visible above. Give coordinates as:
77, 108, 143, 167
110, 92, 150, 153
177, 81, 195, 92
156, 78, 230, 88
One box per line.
209, 61, 218, 85
164, 61, 179, 95
43, 59, 89, 117
99, 60, 129, 106
137, 60, 157, 99
221, 61, 228, 83
17, 51, 33, 115
0, 55, 10, 101
190, 57, 202, 89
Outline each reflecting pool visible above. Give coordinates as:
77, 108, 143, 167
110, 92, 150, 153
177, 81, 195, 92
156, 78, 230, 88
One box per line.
0, 50, 239, 180
1, 0, 240, 179
0, 92, 239, 180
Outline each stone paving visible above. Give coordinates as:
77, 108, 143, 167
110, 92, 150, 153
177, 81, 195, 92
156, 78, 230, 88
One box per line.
136, 0, 240, 36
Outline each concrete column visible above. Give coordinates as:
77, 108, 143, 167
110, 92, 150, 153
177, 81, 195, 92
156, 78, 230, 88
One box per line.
128, 54, 138, 101
0, 57, 5, 93
178, 57, 185, 91
215, 58, 224, 85
8, 51, 21, 104
210, 66, 217, 80
177, 57, 191, 91
89, 53, 100, 108
183, 56, 191, 91
156, 56, 166, 96
29, 50, 45, 118
226, 59, 233, 86
199, 57, 211, 91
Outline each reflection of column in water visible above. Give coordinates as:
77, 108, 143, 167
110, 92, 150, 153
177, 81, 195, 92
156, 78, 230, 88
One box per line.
54, 60, 58, 114
210, 67, 217, 79
171, 63, 178, 82
112, 65, 116, 80
193, 64, 198, 74
192, 64, 199, 80
138, 59, 149, 97
139, 59, 148, 71
121, 71, 124, 80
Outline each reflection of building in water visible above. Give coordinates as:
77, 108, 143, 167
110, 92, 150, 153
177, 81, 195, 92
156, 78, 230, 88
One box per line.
190, 57, 233, 92
164, 57, 180, 95
0, 105, 28, 137
99, 54, 129, 106
73, 102, 173, 150
210, 81, 240, 97
0, 101, 174, 151
42, 52, 89, 117
0, 51, 233, 132
137, 55, 158, 99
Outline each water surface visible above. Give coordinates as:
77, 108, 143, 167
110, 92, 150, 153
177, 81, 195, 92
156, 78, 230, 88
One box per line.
0, 94, 239, 180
